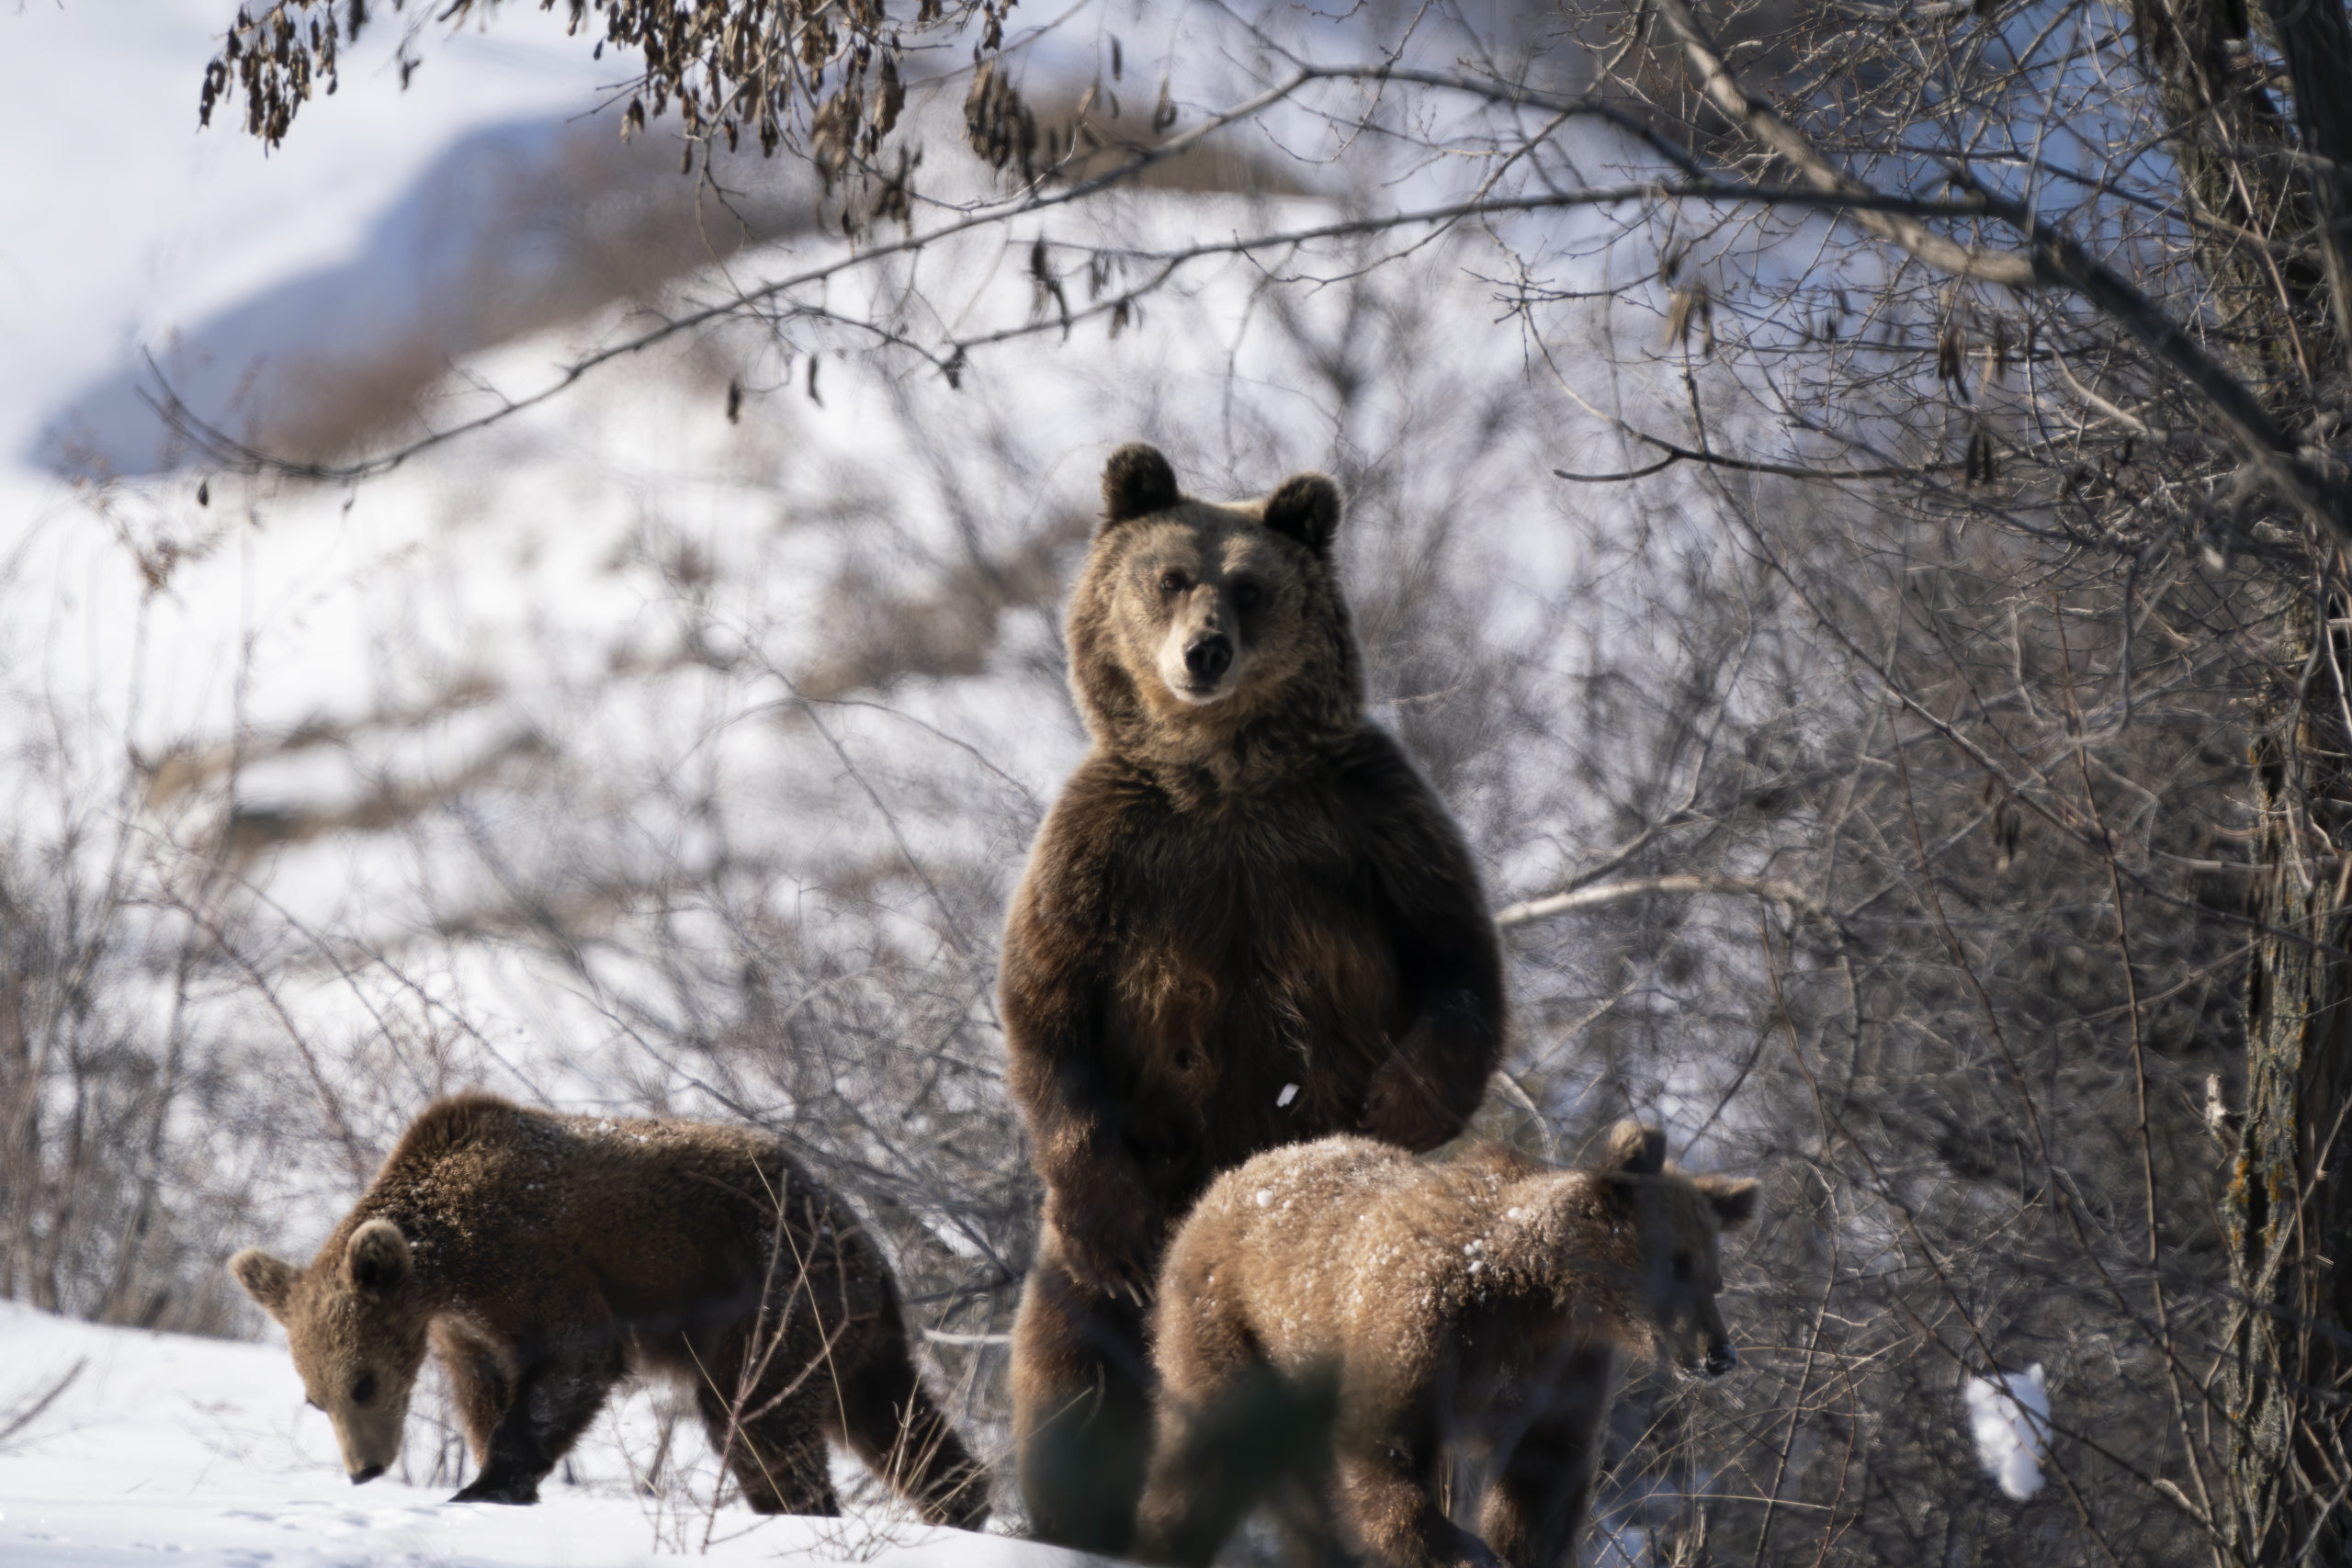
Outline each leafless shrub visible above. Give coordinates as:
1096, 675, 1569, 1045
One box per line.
0, 660, 283, 1337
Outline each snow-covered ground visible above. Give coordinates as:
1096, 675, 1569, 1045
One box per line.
0, 1302, 1075, 1567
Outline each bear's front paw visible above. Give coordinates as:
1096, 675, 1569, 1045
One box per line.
1046, 1184, 1161, 1300
451, 1473, 540, 1506
1057, 1224, 1157, 1303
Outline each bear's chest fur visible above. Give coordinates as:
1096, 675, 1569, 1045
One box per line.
1084, 768, 1408, 1190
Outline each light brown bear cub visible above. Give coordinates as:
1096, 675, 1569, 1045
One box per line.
1136, 1124, 1756, 1568
229, 1092, 989, 1526
1002, 444, 1506, 1550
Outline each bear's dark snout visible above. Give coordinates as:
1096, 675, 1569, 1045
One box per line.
1184, 634, 1233, 682
350, 1463, 385, 1484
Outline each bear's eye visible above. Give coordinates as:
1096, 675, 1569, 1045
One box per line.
1672, 1253, 1692, 1281
352, 1372, 378, 1405
1232, 581, 1261, 612
1159, 570, 1192, 596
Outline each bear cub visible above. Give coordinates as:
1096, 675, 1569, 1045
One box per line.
1135, 1123, 1757, 1568
230, 1092, 989, 1526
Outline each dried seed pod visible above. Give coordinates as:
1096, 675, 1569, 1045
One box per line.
1991, 795, 2022, 871
1965, 427, 1996, 484
810, 89, 860, 184
1667, 280, 1712, 354
871, 53, 904, 140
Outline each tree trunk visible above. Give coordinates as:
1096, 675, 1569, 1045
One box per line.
2132, 0, 2326, 382
2126, 1, 2352, 1556
2264, 0, 2352, 376
2235, 614, 2352, 1559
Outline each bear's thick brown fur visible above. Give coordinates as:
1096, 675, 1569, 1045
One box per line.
228, 1093, 989, 1526
1134, 1125, 1757, 1568
1001, 444, 1507, 1549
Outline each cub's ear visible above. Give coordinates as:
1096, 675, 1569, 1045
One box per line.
1603, 1120, 1668, 1177
345, 1219, 413, 1296
1261, 471, 1341, 554
230, 1248, 299, 1324
1696, 1175, 1759, 1229
1102, 443, 1180, 525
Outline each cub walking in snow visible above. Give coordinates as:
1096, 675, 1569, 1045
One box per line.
1135, 1124, 1756, 1567
229, 1092, 989, 1525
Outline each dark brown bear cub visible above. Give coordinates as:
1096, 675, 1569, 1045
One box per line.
1001, 443, 1506, 1550
1134, 1124, 1758, 1568
229, 1093, 989, 1526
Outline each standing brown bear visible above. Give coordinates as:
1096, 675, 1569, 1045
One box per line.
228, 1093, 989, 1526
1134, 1125, 1758, 1568
1001, 444, 1507, 1550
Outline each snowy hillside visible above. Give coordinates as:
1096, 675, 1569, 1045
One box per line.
0, 1303, 1071, 1567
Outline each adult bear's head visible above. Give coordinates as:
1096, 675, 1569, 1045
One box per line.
1067, 443, 1363, 768
231, 1218, 429, 1485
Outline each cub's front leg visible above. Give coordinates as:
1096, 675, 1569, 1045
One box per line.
448, 1336, 626, 1505
433, 1324, 507, 1464
1333, 1437, 1501, 1568
1475, 1407, 1604, 1568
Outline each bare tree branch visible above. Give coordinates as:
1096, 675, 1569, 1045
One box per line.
1496, 874, 1828, 929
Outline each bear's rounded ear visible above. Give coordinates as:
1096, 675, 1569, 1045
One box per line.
1696, 1175, 1759, 1229
1602, 1121, 1667, 1177
1261, 471, 1341, 554
1102, 443, 1180, 525
345, 1219, 413, 1296
230, 1247, 299, 1324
